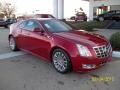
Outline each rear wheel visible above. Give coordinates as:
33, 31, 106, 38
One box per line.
9, 36, 19, 51
52, 49, 72, 74
75, 19, 77, 22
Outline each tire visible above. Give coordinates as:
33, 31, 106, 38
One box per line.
52, 49, 72, 74
7, 24, 10, 28
75, 19, 77, 22
4, 24, 10, 28
4, 25, 8, 28
84, 19, 87, 21
99, 17, 104, 21
9, 36, 19, 51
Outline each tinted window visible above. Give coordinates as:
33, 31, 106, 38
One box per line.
24, 20, 41, 31
108, 11, 115, 14
19, 21, 27, 28
104, 11, 113, 17
48, 15, 55, 18
41, 19, 73, 33
25, 21, 34, 30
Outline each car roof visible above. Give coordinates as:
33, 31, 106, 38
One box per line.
35, 14, 52, 15
17, 18, 57, 23
28, 18, 56, 21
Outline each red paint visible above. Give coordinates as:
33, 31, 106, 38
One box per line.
9, 18, 112, 72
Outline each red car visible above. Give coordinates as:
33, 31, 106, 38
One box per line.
9, 18, 112, 74
70, 12, 87, 21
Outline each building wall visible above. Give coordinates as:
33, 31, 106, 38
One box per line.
110, 5, 120, 10
88, 0, 120, 20
93, 0, 120, 7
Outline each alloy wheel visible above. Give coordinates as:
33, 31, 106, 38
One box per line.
53, 51, 68, 72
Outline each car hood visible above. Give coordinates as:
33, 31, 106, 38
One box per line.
54, 30, 108, 47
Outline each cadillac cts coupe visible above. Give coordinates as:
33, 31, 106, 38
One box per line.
9, 18, 112, 73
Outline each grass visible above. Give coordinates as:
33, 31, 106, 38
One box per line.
68, 21, 108, 31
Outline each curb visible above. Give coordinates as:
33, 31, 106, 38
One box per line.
112, 51, 120, 58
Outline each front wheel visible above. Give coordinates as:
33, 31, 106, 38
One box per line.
52, 49, 72, 74
9, 36, 19, 51
4, 25, 8, 28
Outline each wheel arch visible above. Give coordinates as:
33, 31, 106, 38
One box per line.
8, 34, 13, 40
50, 46, 73, 72
50, 46, 72, 62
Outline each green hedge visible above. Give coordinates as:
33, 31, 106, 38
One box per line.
110, 32, 120, 50
68, 21, 107, 31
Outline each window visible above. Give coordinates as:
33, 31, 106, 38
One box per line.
41, 19, 75, 33
24, 20, 41, 31
48, 15, 55, 18
25, 21, 34, 30
18, 21, 27, 29
116, 10, 120, 14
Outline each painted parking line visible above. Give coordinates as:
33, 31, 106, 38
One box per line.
0, 51, 26, 60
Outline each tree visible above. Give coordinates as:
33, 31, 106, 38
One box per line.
79, 7, 83, 12
0, 2, 16, 18
74, 7, 84, 14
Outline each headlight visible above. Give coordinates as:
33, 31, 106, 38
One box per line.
76, 44, 92, 57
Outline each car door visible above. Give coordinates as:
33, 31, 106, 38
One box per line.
15, 21, 27, 49
21, 20, 52, 60
19, 20, 36, 51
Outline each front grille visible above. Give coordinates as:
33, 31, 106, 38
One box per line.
93, 43, 112, 58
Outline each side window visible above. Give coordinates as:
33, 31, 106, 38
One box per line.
24, 20, 42, 31
25, 21, 34, 31
33, 21, 41, 29
105, 11, 113, 17
48, 15, 54, 18
18, 21, 27, 29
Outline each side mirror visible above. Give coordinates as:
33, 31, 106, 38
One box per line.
33, 28, 44, 33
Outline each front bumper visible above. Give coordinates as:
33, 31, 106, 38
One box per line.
71, 54, 112, 72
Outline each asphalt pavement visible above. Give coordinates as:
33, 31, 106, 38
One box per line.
0, 27, 120, 90
93, 28, 120, 39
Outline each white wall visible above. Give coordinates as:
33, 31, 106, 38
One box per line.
111, 5, 120, 10
93, 0, 120, 7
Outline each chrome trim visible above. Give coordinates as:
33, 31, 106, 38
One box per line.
93, 43, 112, 58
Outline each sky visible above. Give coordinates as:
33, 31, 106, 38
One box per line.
0, 0, 89, 18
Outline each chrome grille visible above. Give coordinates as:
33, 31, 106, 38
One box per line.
93, 43, 112, 58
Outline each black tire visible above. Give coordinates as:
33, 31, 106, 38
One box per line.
9, 36, 19, 51
75, 19, 77, 22
116, 19, 119, 22
84, 18, 87, 21
52, 49, 72, 74
4, 25, 8, 28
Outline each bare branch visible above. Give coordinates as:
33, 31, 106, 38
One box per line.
0, 2, 16, 18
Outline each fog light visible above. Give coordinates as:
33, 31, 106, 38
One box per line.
82, 64, 96, 69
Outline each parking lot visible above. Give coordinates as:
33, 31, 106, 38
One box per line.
0, 28, 120, 90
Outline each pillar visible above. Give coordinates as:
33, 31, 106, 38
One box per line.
53, 0, 58, 18
58, 0, 64, 19
89, 0, 94, 21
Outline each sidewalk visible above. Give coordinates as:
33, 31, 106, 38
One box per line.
93, 28, 120, 58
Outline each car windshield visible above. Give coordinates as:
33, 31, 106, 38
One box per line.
41, 19, 78, 33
